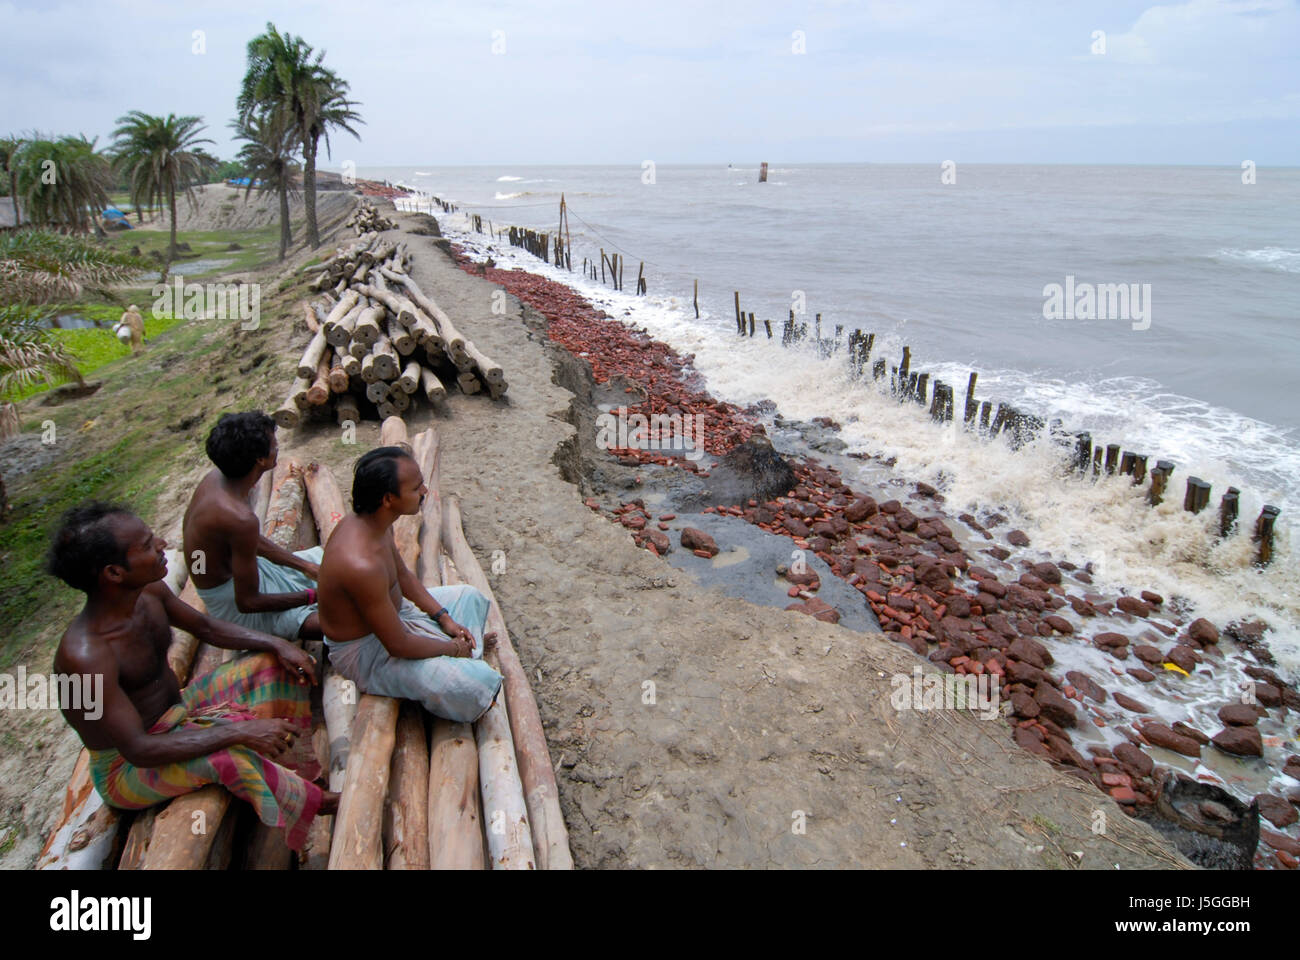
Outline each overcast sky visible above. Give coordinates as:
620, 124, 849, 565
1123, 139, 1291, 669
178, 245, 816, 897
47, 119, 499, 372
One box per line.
1, 0, 1296, 166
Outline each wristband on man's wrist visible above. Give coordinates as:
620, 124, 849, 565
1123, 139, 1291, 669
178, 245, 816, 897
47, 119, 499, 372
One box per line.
305, 587, 317, 605
431, 607, 446, 620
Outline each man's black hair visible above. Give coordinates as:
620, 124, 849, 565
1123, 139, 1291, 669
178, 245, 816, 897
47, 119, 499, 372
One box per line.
205, 411, 275, 479
352, 446, 415, 515
47, 502, 135, 594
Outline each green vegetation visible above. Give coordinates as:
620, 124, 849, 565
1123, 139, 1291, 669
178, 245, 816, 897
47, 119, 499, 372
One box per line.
210, 159, 245, 183
12, 135, 113, 232
232, 111, 300, 260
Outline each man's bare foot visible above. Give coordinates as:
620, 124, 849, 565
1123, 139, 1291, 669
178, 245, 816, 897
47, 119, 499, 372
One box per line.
319, 790, 341, 815
482, 629, 499, 652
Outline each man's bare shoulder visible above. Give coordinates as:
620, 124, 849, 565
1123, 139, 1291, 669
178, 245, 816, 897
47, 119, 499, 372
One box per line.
54, 618, 115, 676
323, 518, 389, 575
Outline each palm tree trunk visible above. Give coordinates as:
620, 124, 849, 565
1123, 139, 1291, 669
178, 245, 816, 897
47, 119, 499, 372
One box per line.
278, 182, 290, 260
0, 470, 9, 522
303, 134, 319, 248
168, 184, 178, 258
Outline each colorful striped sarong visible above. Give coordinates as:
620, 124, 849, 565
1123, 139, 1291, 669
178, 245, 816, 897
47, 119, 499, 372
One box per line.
88, 653, 323, 851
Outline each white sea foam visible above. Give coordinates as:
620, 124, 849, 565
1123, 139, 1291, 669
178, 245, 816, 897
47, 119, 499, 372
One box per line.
443, 211, 1300, 677
496, 175, 524, 182
1212, 247, 1300, 272
494, 191, 525, 200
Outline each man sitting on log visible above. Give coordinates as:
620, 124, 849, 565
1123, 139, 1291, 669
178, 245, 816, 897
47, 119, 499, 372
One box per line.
49, 503, 338, 851
318, 446, 502, 723
184, 411, 322, 642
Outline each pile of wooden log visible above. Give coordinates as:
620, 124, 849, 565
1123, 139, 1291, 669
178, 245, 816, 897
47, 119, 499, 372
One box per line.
276, 231, 507, 428
38, 421, 571, 871
345, 199, 396, 233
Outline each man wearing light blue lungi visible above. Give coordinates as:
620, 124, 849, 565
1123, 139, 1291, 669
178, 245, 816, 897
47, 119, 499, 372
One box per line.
183, 412, 322, 642
317, 446, 502, 723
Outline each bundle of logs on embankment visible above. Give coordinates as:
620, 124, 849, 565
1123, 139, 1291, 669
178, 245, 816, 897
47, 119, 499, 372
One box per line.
275, 233, 508, 429
38, 420, 572, 871
345, 199, 396, 233
719, 294, 1283, 567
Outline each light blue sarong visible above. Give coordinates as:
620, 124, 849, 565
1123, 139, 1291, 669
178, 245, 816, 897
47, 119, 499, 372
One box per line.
194, 546, 321, 640
324, 585, 503, 724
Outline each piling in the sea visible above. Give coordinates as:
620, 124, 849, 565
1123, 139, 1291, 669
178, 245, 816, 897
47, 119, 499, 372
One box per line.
1132, 454, 1148, 485
1105, 444, 1120, 476
1254, 505, 1280, 565
1219, 487, 1240, 538
1148, 461, 1174, 505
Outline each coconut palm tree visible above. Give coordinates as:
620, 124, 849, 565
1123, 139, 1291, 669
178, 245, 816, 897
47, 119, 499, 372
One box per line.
237, 23, 363, 249
15, 135, 114, 233
110, 112, 217, 258
0, 229, 149, 307
0, 136, 24, 227
231, 110, 300, 260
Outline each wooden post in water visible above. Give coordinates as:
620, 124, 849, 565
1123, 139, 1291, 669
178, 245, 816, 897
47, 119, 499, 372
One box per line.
979, 401, 992, 433
915, 372, 929, 406
636, 261, 645, 295
735, 292, 742, 334
1219, 487, 1240, 538
1074, 433, 1092, 472
1132, 455, 1148, 485
748, 312, 755, 337
1105, 444, 1120, 476
1120, 451, 1136, 477
764, 319, 772, 339
1253, 505, 1280, 565
759, 162, 768, 183
1092, 447, 1103, 478
618, 255, 624, 292
899, 347, 911, 399
694, 280, 699, 319
600, 249, 606, 285
1148, 460, 1174, 505
872, 359, 886, 381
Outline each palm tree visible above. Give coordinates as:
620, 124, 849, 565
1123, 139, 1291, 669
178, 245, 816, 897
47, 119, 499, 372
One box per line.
15, 135, 114, 233
0, 229, 149, 306
231, 111, 300, 260
237, 23, 363, 248
110, 112, 217, 258
0, 136, 24, 227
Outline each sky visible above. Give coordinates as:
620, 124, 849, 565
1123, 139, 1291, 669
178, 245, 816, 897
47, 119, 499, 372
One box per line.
0, 0, 1297, 166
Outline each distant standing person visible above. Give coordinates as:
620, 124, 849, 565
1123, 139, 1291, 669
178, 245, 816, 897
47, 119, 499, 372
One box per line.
49, 503, 337, 850
317, 446, 502, 723
115, 305, 145, 354
183, 411, 322, 642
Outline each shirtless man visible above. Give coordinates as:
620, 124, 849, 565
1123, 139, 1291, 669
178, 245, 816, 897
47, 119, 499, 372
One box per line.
49, 503, 336, 849
183, 411, 322, 642
318, 446, 503, 724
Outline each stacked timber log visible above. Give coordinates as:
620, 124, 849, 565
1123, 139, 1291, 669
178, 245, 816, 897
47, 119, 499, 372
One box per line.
277, 231, 507, 429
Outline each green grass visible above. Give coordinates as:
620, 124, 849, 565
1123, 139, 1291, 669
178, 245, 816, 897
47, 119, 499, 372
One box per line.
3, 304, 189, 403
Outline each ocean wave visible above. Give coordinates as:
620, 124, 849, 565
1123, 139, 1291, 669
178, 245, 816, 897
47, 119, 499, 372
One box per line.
496, 175, 524, 182
1212, 247, 1300, 273
413, 171, 433, 177
493, 191, 529, 200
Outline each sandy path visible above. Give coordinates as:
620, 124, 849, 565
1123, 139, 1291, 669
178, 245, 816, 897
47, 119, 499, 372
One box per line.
276, 217, 1189, 869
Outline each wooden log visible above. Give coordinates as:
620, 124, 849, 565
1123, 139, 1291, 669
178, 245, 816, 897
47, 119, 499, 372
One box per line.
389, 317, 417, 356
328, 349, 350, 393
322, 290, 361, 344
439, 557, 534, 869
371, 332, 400, 381
462, 339, 505, 386
166, 578, 205, 685
389, 388, 411, 414
118, 808, 158, 869
443, 496, 568, 868
36, 750, 121, 870
327, 694, 399, 870
264, 460, 306, 550
306, 354, 331, 406
420, 365, 448, 405
327, 299, 367, 349
304, 461, 348, 545
335, 393, 360, 429
386, 273, 467, 362
133, 786, 231, 869
273, 378, 310, 429
354, 282, 418, 328
1254, 505, 1280, 566
457, 371, 482, 395
353, 303, 386, 346
427, 718, 484, 869
397, 360, 422, 394
380, 415, 411, 453
384, 702, 431, 869
298, 329, 330, 380
340, 349, 362, 378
